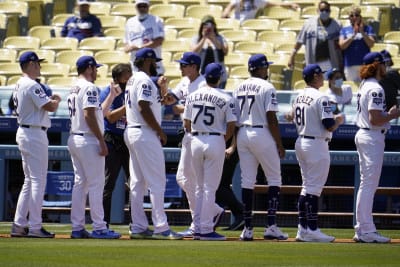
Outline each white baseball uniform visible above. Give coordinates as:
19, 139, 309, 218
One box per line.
13, 76, 52, 231
233, 77, 282, 190
67, 77, 108, 232
172, 75, 222, 231
183, 85, 236, 234
354, 78, 389, 235
124, 15, 165, 74
292, 87, 334, 197
124, 71, 170, 234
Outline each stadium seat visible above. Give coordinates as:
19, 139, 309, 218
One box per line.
0, 63, 22, 79
267, 53, 291, 66
214, 18, 240, 31
164, 17, 201, 31
268, 64, 287, 90
40, 63, 70, 78
168, 78, 181, 89
29, 26, 60, 44
41, 37, 79, 51
384, 32, 400, 46
257, 30, 297, 49
177, 29, 197, 40
162, 39, 191, 54
371, 43, 399, 57
3, 36, 41, 51
293, 79, 306, 90
78, 37, 116, 52
47, 77, 79, 88
301, 6, 339, 19
171, 51, 184, 62
0, 48, 18, 63
161, 51, 172, 63
168, 0, 204, 9
88, 2, 112, 16
234, 41, 274, 55
55, 50, 94, 66
98, 15, 126, 30
0, 1, 28, 36
18, 49, 56, 63
94, 77, 112, 88
164, 63, 182, 80
6, 75, 21, 86
229, 66, 250, 79
94, 51, 131, 66
185, 5, 223, 19
0, 75, 7, 86
224, 53, 251, 68
274, 43, 305, 55
103, 28, 125, 41
240, 18, 280, 33
51, 13, 73, 27
164, 28, 178, 41
149, 4, 185, 20
340, 5, 380, 21
110, 3, 136, 19
225, 78, 245, 91
259, 6, 300, 21
279, 19, 306, 34
220, 29, 257, 42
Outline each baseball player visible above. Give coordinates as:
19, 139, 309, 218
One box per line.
183, 63, 236, 241
10, 51, 60, 238
353, 52, 400, 243
163, 52, 224, 237
233, 54, 287, 241
67, 56, 121, 239
291, 64, 343, 242
100, 63, 132, 227
124, 48, 182, 240
124, 0, 165, 75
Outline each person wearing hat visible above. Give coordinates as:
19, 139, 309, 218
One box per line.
191, 15, 228, 88
61, 0, 103, 42
232, 54, 287, 241
325, 68, 353, 117
10, 51, 61, 238
379, 49, 400, 111
222, 0, 299, 25
123, 48, 182, 240
290, 63, 343, 242
67, 55, 122, 239
289, 1, 342, 72
124, 0, 165, 75
182, 62, 236, 240
339, 5, 375, 83
353, 52, 400, 243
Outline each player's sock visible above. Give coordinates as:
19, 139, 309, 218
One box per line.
297, 194, 307, 229
242, 188, 253, 228
267, 186, 280, 226
305, 194, 319, 231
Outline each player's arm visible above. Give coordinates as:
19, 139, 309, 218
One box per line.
225, 133, 236, 159
105, 105, 126, 124
84, 107, 108, 156
42, 95, 61, 112
322, 114, 344, 132
101, 82, 122, 117
267, 111, 285, 159
225, 121, 236, 142
139, 100, 167, 145
369, 107, 400, 126
221, 3, 235, 18
183, 119, 191, 133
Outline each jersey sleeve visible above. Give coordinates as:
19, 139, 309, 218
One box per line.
82, 85, 101, 109
318, 95, 334, 120
137, 79, 157, 104
29, 83, 50, 109
225, 96, 237, 123
182, 95, 192, 121
265, 88, 279, 112
367, 88, 385, 111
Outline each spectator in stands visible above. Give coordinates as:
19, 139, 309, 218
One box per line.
325, 68, 353, 119
191, 15, 228, 89
289, 1, 342, 72
379, 49, 400, 112
100, 63, 132, 228
61, 0, 103, 42
339, 5, 375, 83
124, 0, 165, 75
222, 0, 299, 25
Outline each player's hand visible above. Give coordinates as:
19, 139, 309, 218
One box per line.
162, 94, 176, 105
388, 105, 400, 119
284, 112, 294, 122
51, 94, 61, 102
99, 140, 108, 156
277, 144, 286, 159
288, 55, 295, 69
158, 130, 167, 146
225, 146, 235, 159
334, 113, 345, 125
110, 82, 122, 98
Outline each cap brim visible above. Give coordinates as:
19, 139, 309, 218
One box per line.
95, 63, 103, 68
156, 58, 162, 62
174, 59, 188, 64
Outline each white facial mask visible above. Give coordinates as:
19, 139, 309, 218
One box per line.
334, 78, 343, 88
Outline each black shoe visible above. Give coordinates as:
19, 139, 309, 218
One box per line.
222, 216, 245, 231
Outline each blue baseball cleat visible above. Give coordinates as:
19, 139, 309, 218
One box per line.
91, 229, 121, 239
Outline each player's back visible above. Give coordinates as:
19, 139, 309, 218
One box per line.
233, 77, 278, 126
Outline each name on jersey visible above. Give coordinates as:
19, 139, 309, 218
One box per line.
237, 84, 261, 94
295, 95, 314, 106
186, 93, 226, 109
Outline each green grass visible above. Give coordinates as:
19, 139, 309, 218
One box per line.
0, 222, 399, 267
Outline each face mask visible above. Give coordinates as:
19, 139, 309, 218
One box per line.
334, 78, 343, 88
319, 11, 330, 21
138, 14, 148, 21
150, 63, 158, 77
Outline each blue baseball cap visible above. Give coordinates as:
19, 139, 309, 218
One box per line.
135, 48, 162, 62
175, 52, 201, 66
77, 0, 93, 6
302, 64, 325, 79
76, 56, 102, 69
19, 51, 45, 65
325, 68, 340, 80
248, 54, 273, 71
204, 63, 223, 79
363, 52, 386, 65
